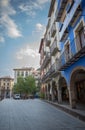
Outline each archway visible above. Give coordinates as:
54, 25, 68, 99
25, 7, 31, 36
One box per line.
52, 81, 58, 101
70, 67, 85, 108
48, 83, 51, 101
58, 77, 69, 103
45, 85, 48, 99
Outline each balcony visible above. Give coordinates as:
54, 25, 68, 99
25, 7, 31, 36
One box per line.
60, 0, 82, 41
42, 71, 51, 83
60, 28, 68, 42
51, 23, 56, 37
46, 36, 51, 46
50, 39, 59, 56
56, 0, 67, 22
42, 52, 51, 69
70, 5, 82, 26
58, 27, 85, 71
48, 61, 60, 78
42, 60, 60, 82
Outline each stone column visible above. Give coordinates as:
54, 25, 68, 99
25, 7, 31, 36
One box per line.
47, 84, 50, 101
69, 86, 76, 109
44, 85, 47, 100
50, 81, 55, 102
57, 85, 62, 104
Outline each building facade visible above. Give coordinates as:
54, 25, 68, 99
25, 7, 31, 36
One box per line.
39, 0, 63, 102
13, 67, 35, 83
0, 76, 14, 99
56, 0, 85, 108
39, 0, 85, 108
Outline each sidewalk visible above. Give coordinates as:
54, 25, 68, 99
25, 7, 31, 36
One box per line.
44, 100, 85, 122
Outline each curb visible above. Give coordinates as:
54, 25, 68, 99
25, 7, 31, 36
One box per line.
44, 100, 85, 122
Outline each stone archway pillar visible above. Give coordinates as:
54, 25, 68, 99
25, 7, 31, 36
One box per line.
57, 84, 62, 104
47, 84, 50, 101
46, 84, 49, 100
44, 85, 47, 100
50, 81, 55, 102
69, 86, 76, 109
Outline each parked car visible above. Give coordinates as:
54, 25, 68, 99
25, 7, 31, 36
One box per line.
28, 95, 34, 99
14, 94, 20, 99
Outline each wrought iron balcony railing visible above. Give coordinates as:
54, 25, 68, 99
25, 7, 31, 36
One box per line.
42, 71, 51, 83
41, 59, 60, 82
41, 52, 51, 69
51, 23, 56, 37
50, 39, 59, 56
46, 36, 51, 46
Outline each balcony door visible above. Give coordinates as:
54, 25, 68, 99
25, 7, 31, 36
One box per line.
75, 22, 85, 52
65, 42, 70, 62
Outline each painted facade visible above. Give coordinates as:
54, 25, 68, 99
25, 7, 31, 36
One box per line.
0, 76, 14, 99
13, 67, 35, 83
39, 0, 85, 108
56, 0, 85, 108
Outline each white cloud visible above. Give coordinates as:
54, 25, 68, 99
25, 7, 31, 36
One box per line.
0, 36, 5, 43
15, 44, 40, 69
16, 45, 39, 60
19, 2, 38, 17
19, 0, 49, 16
32, 23, 45, 37
0, 0, 22, 38
36, 23, 44, 31
0, 15, 22, 38
0, 0, 16, 16
37, 0, 49, 5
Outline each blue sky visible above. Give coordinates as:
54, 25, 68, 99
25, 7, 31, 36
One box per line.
0, 0, 50, 77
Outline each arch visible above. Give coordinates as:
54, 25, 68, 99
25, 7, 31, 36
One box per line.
70, 66, 85, 108
70, 66, 85, 83
44, 84, 48, 99
47, 83, 51, 101
58, 76, 69, 103
51, 81, 58, 101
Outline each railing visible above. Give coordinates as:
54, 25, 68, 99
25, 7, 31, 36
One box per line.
49, 63, 56, 74
51, 23, 56, 37
47, 18, 51, 30
42, 52, 51, 69
42, 59, 60, 82
58, 27, 85, 70
46, 36, 51, 46
50, 39, 59, 55
42, 71, 51, 82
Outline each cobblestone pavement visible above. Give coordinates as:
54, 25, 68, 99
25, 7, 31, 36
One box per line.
0, 99, 85, 130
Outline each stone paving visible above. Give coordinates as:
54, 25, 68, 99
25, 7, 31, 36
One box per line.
0, 99, 85, 130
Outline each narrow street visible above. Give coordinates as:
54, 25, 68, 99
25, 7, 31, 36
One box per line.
0, 99, 85, 130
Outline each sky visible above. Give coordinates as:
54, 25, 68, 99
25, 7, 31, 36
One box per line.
0, 0, 50, 78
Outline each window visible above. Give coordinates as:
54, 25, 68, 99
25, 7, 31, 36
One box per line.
66, 0, 74, 13
64, 41, 70, 62
75, 21, 85, 52
17, 71, 20, 76
21, 71, 24, 76
7, 83, 9, 86
7, 87, 9, 90
25, 71, 28, 77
